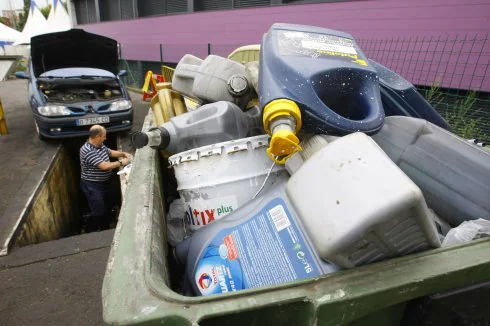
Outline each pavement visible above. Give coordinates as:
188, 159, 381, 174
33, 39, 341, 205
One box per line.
0, 78, 149, 325
0, 79, 60, 255
0, 231, 114, 326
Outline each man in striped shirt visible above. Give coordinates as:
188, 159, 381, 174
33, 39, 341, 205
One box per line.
80, 125, 131, 232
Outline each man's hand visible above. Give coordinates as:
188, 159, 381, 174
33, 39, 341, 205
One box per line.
110, 150, 133, 161
120, 157, 130, 166
123, 152, 133, 161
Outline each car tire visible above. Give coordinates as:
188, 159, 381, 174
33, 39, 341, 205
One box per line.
34, 121, 46, 141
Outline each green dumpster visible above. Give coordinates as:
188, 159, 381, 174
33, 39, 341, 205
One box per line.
102, 112, 490, 325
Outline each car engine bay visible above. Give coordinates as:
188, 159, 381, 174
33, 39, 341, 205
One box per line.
39, 81, 124, 103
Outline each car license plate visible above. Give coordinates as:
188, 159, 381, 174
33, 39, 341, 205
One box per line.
76, 116, 110, 126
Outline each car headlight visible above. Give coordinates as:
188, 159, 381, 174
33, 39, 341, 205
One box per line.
108, 100, 132, 112
38, 105, 72, 116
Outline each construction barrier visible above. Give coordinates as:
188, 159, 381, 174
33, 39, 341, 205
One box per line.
141, 71, 165, 101
162, 65, 175, 83
0, 98, 8, 135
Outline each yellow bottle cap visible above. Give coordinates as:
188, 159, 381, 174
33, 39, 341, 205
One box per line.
263, 99, 302, 134
267, 129, 302, 164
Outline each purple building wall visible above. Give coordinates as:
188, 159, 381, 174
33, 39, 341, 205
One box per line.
80, 0, 490, 90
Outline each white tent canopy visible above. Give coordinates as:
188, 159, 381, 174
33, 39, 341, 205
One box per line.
0, 23, 22, 43
13, 1, 49, 45
46, 0, 72, 34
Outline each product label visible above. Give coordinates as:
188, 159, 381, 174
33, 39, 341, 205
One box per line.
194, 197, 321, 296
185, 195, 238, 231
278, 30, 368, 66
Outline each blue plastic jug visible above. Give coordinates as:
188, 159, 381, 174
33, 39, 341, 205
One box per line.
259, 23, 385, 162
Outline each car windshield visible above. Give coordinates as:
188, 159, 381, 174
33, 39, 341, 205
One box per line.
39, 67, 116, 79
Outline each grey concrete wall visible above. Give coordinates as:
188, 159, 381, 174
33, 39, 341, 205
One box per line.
16, 147, 81, 246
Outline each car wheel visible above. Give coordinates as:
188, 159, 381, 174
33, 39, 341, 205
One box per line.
34, 121, 46, 141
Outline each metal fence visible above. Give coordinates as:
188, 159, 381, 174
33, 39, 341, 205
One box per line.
358, 34, 490, 139
120, 33, 490, 139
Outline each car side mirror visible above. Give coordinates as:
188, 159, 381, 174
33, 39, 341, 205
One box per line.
118, 70, 128, 77
15, 71, 29, 79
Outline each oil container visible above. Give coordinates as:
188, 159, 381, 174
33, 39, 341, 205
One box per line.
373, 116, 490, 226
259, 23, 385, 161
131, 101, 263, 153
172, 54, 254, 110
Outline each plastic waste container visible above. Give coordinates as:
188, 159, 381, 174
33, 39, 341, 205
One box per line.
102, 111, 490, 325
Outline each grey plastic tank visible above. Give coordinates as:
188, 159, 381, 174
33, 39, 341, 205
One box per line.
172, 54, 254, 109
372, 116, 490, 226
131, 101, 263, 153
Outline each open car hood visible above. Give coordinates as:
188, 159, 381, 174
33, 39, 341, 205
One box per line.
31, 29, 119, 78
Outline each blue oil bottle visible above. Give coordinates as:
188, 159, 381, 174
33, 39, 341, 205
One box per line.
259, 23, 385, 162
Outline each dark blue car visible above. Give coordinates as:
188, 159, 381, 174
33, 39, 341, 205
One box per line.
16, 29, 133, 139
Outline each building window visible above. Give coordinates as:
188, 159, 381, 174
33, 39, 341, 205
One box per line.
73, 0, 357, 24
120, 0, 135, 20
195, 0, 233, 12
167, 0, 188, 14
138, 0, 166, 17
234, 0, 270, 8
282, 0, 355, 3
137, 0, 187, 18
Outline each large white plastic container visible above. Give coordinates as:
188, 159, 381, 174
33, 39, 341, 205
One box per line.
169, 135, 288, 231
287, 132, 441, 268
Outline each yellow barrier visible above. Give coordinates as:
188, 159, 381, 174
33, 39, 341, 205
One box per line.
162, 65, 175, 83
0, 98, 8, 135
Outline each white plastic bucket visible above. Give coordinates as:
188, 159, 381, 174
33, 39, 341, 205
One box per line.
168, 135, 288, 231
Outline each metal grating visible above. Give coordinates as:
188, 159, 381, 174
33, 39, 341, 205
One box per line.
138, 0, 167, 17
120, 0, 135, 19
87, 0, 97, 23
100, 0, 121, 21
233, 0, 270, 8
359, 34, 490, 139
74, 0, 88, 24
195, 0, 232, 12
282, 0, 355, 3
167, 0, 188, 14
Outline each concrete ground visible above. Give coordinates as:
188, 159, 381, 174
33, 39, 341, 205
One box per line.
0, 231, 114, 326
0, 79, 59, 255
0, 78, 149, 325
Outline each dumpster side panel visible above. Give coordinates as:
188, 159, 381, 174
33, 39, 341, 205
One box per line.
102, 112, 175, 325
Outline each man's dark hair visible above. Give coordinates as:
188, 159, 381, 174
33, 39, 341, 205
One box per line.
89, 125, 105, 138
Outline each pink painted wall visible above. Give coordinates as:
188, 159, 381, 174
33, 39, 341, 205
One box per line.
80, 0, 490, 90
